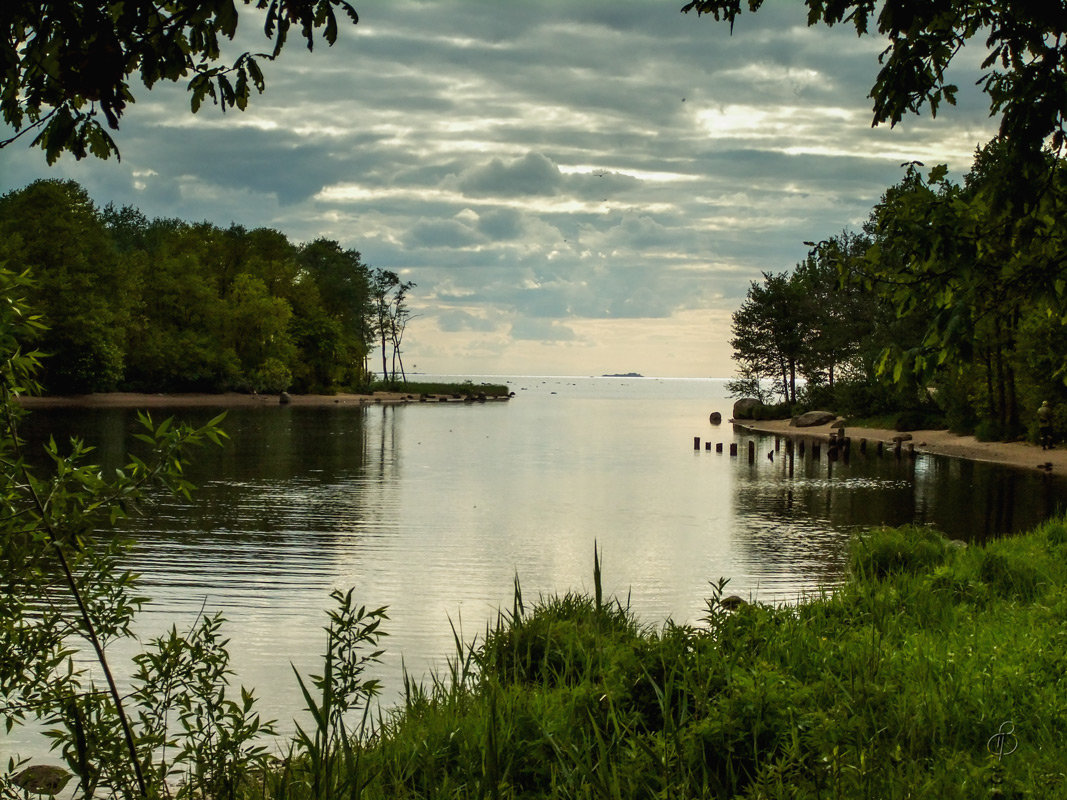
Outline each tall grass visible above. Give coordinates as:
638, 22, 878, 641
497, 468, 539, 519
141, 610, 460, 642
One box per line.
261, 518, 1067, 799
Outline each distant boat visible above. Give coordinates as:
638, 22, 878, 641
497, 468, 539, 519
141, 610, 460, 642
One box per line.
602, 372, 644, 378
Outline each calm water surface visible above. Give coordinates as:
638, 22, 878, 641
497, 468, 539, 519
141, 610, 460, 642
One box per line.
6, 376, 1066, 756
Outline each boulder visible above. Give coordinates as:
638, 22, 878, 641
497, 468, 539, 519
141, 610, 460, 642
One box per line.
278, 391, 291, 405
732, 398, 762, 419
14, 766, 72, 796
892, 433, 913, 442
790, 410, 837, 428
720, 595, 748, 610
709, 411, 722, 425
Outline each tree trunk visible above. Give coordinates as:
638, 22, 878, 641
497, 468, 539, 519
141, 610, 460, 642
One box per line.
380, 328, 389, 382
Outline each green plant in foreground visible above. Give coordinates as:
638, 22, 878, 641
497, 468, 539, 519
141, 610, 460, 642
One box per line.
0, 266, 272, 800
320, 522, 1067, 800
273, 589, 388, 800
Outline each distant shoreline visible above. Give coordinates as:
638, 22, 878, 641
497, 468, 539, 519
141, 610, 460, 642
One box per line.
16, 390, 503, 409
733, 417, 1066, 475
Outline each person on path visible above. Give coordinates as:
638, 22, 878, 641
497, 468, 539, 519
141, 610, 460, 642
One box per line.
1038, 400, 1054, 450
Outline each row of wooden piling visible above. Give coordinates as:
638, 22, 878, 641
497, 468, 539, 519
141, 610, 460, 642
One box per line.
693, 431, 917, 462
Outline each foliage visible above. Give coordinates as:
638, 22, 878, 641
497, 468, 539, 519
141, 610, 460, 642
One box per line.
0, 272, 396, 800
731, 141, 1067, 442
0, 0, 359, 162
0, 265, 278, 799
729, 270, 807, 404
274, 590, 388, 800
708, 2, 1067, 442
729, 232, 913, 409
0, 179, 390, 395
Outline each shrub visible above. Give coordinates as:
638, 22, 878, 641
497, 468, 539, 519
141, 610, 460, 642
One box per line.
850, 526, 949, 579
977, 551, 1043, 600
1045, 519, 1067, 546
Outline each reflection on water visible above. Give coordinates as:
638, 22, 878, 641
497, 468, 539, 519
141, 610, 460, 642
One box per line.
7, 378, 1067, 759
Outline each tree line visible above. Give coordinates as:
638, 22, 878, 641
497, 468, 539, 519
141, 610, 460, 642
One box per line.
731, 141, 1067, 442
0, 179, 415, 395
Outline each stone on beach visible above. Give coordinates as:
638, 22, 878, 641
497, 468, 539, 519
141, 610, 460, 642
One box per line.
790, 411, 837, 428
732, 398, 762, 419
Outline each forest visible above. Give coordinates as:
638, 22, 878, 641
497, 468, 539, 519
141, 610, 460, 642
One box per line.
730, 140, 1067, 443
0, 179, 414, 395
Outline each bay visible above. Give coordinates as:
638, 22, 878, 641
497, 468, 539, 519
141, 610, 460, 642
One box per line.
5, 375, 1066, 759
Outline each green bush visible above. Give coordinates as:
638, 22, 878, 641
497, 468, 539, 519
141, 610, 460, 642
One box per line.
974, 418, 1007, 441
1045, 518, 1067, 546
751, 401, 792, 420
977, 550, 1043, 600
849, 525, 949, 578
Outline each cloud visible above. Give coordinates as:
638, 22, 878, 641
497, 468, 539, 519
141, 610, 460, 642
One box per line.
0, 0, 1000, 377
456, 153, 563, 197
510, 317, 578, 342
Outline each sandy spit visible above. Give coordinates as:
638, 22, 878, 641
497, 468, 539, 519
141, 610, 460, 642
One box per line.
732, 418, 1066, 475
16, 390, 503, 409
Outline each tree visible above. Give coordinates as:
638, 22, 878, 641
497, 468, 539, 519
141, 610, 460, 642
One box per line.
1, 0, 359, 162
295, 238, 372, 389
730, 270, 807, 403
0, 180, 132, 393
369, 268, 415, 383
682, 1, 1067, 159
792, 233, 876, 389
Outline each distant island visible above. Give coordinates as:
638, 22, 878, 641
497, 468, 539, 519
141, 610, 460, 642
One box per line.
602, 372, 644, 378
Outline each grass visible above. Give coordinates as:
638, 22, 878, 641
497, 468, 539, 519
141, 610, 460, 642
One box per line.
365, 380, 510, 399
259, 520, 1067, 799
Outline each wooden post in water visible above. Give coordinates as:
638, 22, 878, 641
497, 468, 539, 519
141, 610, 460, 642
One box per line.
812, 441, 821, 460
730, 443, 738, 457
748, 441, 755, 462
694, 436, 701, 450
842, 436, 851, 463
785, 439, 793, 455
775, 436, 781, 452
716, 442, 723, 453
705, 441, 711, 451
876, 441, 883, 457
859, 438, 867, 455
894, 440, 902, 459
798, 440, 805, 457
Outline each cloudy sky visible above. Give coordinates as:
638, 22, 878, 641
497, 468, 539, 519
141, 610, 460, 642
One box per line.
2, 1, 998, 378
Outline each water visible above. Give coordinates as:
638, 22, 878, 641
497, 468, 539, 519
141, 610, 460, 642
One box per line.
5, 376, 1066, 758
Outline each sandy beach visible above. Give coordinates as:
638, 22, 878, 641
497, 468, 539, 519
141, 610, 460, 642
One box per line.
733, 417, 1065, 475
16, 390, 497, 409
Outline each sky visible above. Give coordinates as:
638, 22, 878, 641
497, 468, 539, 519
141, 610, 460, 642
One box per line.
1, 1, 1000, 378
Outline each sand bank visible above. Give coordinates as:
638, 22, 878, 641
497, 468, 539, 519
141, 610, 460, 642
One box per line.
16, 390, 498, 409
733, 418, 1066, 475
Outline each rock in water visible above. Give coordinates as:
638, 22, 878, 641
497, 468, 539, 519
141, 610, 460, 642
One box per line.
13, 765, 73, 795
720, 595, 748, 610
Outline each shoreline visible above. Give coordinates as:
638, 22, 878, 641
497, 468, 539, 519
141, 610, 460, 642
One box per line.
16, 390, 507, 409
732, 417, 1066, 475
